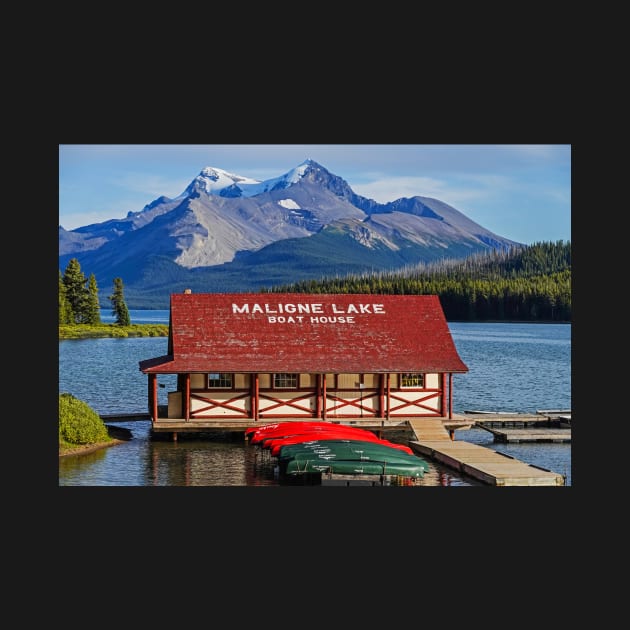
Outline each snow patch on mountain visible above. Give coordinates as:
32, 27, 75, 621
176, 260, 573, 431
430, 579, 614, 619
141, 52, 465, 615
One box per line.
178, 160, 314, 200
279, 161, 310, 185
278, 198, 301, 210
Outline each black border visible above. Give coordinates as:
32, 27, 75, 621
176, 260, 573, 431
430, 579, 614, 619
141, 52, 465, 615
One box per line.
55, 103, 579, 567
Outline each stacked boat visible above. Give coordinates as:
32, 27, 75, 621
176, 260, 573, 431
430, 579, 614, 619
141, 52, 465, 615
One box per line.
246, 421, 430, 479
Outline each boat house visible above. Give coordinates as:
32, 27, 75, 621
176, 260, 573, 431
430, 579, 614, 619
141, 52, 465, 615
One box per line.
138, 292, 468, 436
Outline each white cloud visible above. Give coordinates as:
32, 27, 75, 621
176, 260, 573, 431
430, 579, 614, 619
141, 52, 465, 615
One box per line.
351, 174, 511, 207
115, 172, 192, 199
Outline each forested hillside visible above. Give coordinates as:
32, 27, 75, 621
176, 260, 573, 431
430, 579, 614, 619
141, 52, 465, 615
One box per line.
264, 240, 571, 322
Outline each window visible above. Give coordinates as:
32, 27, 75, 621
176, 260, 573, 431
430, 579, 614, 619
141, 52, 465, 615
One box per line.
273, 373, 298, 388
208, 373, 233, 388
400, 373, 424, 388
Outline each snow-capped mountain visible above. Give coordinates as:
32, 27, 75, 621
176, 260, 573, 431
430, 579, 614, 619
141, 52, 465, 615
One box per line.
59, 159, 522, 308
178, 162, 312, 199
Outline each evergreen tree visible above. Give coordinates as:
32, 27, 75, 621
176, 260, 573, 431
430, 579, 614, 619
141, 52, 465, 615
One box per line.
109, 277, 131, 326
267, 241, 571, 322
84, 274, 102, 325
62, 258, 88, 323
58, 269, 73, 324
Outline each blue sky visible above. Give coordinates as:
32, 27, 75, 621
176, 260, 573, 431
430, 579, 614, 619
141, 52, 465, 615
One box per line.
59, 144, 571, 245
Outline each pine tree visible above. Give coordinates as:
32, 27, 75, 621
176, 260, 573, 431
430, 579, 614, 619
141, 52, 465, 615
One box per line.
84, 274, 102, 325
109, 277, 131, 326
58, 269, 73, 324
62, 258, 88, 323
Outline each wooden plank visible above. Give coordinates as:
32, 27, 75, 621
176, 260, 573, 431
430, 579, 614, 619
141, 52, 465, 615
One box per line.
408, 439, 566, 486
480, 427, 571, 443
407, 418, 451, 441
101, 413, 151, 422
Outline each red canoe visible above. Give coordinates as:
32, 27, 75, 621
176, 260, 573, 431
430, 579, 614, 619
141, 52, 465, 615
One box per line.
248, 421, 376, 445
264, 429, 384, 453
245, 420, 339, 439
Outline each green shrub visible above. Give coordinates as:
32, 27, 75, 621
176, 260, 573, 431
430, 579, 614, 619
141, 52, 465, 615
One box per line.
59, 393, 111, 446
59, 323, 168, 339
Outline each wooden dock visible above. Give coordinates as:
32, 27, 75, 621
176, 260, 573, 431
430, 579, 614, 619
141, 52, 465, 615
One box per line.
101, 412, 151, 422
407, 418, 566, 486
462, 410, 571, 443
476, 425, 571, 443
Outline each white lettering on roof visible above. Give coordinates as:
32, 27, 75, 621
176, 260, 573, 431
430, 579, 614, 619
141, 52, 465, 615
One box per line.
232, 303, 385, 317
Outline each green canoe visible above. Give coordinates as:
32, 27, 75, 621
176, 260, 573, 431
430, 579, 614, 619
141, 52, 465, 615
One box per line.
277, 439, 430, 477
278, 440, 430, 469
284, 458, 427, 477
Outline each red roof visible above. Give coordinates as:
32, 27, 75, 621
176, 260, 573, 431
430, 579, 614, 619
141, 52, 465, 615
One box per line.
139, 293, 468, 375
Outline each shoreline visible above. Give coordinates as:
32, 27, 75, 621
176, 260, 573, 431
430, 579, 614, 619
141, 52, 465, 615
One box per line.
59, 320, 570, 341
59, 425, 132, 458
59, 439, 124, 458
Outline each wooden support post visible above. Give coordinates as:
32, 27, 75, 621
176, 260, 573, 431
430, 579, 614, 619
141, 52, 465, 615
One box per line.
150, 374, 158, 423
451, 373, 454, 419
254, 374, 259, 421
249, 374, 258, 422
185, 374, 190, 421
315, 374, 322, 418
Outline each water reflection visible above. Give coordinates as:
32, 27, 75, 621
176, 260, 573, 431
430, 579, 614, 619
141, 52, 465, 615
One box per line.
59, 421, 482, 487
146, 439, 280, 487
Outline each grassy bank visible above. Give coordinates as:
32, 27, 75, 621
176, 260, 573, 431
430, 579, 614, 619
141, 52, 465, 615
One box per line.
59, 323, 168, 339
59, 439, 123, 457
59, 393, 134, 457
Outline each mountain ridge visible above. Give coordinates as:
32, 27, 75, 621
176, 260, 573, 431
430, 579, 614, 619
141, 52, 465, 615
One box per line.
59, 159, 522, 308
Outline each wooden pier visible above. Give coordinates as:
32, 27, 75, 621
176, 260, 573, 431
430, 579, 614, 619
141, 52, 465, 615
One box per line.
476, 425, 571, 443
407, 417, 566, 486
463, 410, 571, 443
100, 412, 150, 422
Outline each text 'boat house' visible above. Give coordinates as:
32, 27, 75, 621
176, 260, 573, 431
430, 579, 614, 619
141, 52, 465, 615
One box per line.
138, 292, 469, 435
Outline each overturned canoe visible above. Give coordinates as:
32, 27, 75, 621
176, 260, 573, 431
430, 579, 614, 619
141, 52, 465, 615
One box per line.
247, 420, 357, 440
266, 432, 411, 455
248, 421, 376, 445
276, 439, 417, 462
283, 458, 427, 477
246, 420, 336, 439
277, 439, 430, 478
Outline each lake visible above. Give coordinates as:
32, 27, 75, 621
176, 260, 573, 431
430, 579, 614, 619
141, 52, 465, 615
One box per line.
59, 313, 571, 486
